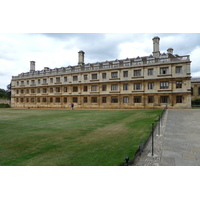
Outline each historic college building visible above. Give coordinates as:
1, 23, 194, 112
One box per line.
11, 36, 192, 109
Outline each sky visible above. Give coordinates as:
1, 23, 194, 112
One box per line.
0, 33, 200, 90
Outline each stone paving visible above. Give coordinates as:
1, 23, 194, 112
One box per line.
133, 109, 200, 166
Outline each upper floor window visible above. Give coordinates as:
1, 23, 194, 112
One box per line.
64, 77, 67, 82
123, 71, 128, 77
56, 77, 60, 83
160, 67, 169, 74
84, 75, 88, 80
91, 85, 98, 91
31, 80, 35, 85
102, 73, 107, 79
102, 85, 107, 91
176, 66, 182, 73
160, 82, 169, 89
148, 69, 153, 76
176, 81, 182, 88
56, 87, 60, 92
148, 82, 154, 90
123, 84, 128, 90
92, 74, 98, 80
111, 72, 118, 79
73, 76, 78, 81
73, 86, 78, 92
83, 86, 88, 92
134, 83, 142, 90
134, 70, 141, 76
50, 78, 53, 83
111, 84, 118, 91
43, 79, 47, 84
43, 88, 47, 93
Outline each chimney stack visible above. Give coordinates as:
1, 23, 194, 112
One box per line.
167, 48, 173, 54
78, 50, 85, 65
152, 36, 160, 57
30, 61, 35, 72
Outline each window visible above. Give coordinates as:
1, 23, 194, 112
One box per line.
21, 81, 24, 85
111, 72, 118, 79
37, 88, 40, 93
92, 74, 98, 80
83, 86, 88, 92
83, 97, 88, 103
134, 96, 142, 103
26, 89, 29, 94
160, 82, 169, 89
31, 89, 35, 93
73, 76, 78, 81
160, 67, 169, 74
176, 81, 182, 88
43, 79, 47, 84
91, 85, 97, 91
123, 84, 128, 90
102, 97, 106, 103
134, 70, 141, 76
123, 71, 128, 77
102, 85, 107, 91
64, 87, 67, 92
31, 98, 35, 103
134, 83, 142, 90
73, 97, 78, 103
31, 80, 35, 85
148, 96, 154, 103
50, 78, 53, 83
148, 69, 153, 76
111, 84, 118, 91
27, 80, 29, 85
123, 97, 129, 103
43, 88, 47, 93
148, 82, 154, 90
42, 98, 47, 103
26, 98, 29, 103
50, 88, 53, 93
176, 96, 183, 103
64, 98, 67, 103
55, 98, 60, 103
176, 66, 182, 73
160, 96, 169, 103
84, 75, 88, 80
91, 97, 97, 103
21, 90, 24, 94
20, 98, 24, 103
17, 82, 19, 86
56, 77, 60, 83
37, 98, 40, 103
64, 77, 67, 82
56, 87, 60, 92
102, 73, 107, 79
73, 86, 78, 92
50, 98, 53, 103
111, 96, 118, 103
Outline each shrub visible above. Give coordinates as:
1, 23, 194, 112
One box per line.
0, 103, 11, 108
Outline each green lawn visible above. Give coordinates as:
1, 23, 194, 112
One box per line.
0, 109, 162, 166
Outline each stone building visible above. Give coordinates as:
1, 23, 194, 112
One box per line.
191, 78, 200, 100
11, 36, 192, 109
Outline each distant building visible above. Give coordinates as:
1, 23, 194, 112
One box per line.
11, 36, 192, 109
191, 78, 200, 100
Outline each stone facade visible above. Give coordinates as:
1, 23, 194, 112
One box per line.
191, 78, 200, 100
11, 37, 192, 109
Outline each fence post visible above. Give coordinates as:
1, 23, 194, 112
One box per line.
152, 123, 154, 156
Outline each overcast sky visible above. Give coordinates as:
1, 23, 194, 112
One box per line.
0, 33, 200, 89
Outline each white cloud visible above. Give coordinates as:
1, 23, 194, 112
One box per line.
190, 46, 200, 76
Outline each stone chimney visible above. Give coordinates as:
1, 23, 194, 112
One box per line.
30, 61, 35, 72
167, 48, 173, 54
78, 50, 85, 65
152, 36, 160, 57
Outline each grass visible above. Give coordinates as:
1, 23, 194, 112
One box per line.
0, 108, 162, 166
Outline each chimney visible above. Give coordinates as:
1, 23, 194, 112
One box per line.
30, 61, 35, 72
167, 48, 173, 54
152, 36, 160, 57
78, 50, 85, 65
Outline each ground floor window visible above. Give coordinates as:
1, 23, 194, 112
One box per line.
148, 96, 154, 103
123, 96, 129, 103
176, 96, 183, 103
37, 98, 40, 102
73, 97, 78, 103
83, 97, 88, 103
134, 96, 142, 103
160, 96, 169, 103
91, 97, 97, 103
43, 98, 47, 103
102, 97, 106, 103
55, 98, 60, 103
111, 96, 118, 103
31, 98, 35, 103
64, 97, 67, 103
50, 97, 53, 103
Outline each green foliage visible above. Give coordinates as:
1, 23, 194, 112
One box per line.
0, 103, 10, 108
192, 99, 200, 105
0, 109, 162, 166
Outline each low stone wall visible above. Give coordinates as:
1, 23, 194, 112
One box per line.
0, 99, 11, 105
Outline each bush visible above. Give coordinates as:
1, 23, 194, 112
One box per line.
0, 103, 10, 108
